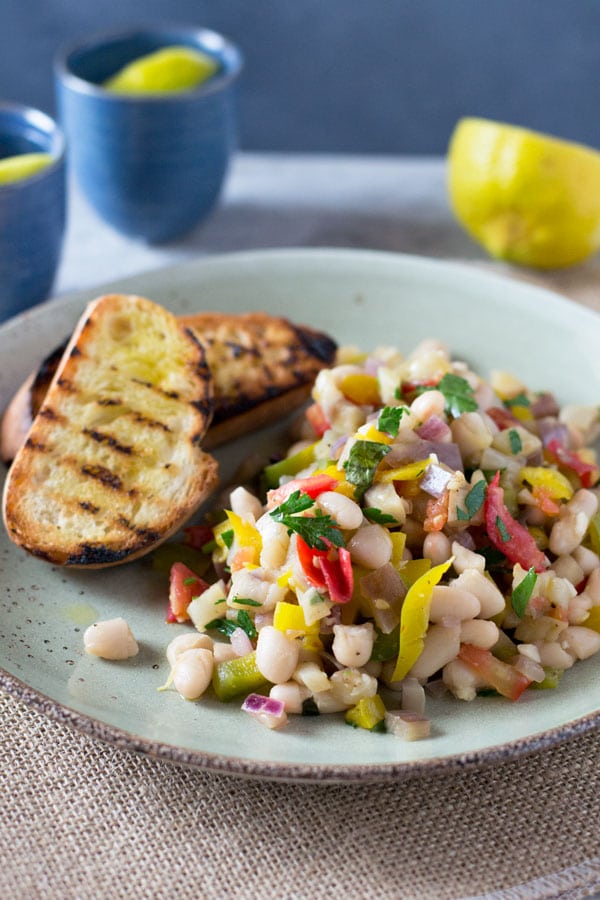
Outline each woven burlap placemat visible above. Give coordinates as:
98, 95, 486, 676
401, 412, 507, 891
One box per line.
2, 688, 599, 899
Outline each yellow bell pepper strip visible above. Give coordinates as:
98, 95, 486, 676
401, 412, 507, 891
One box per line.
224, 510, 262, 564
376, 456, 435, 484
485, 471, 548, 572
340, 372, 381, 406
389, 531, 407, 570
520, 466, 574, 501
263, 442, 318, 489
212, 651, 269, 702
273, 600, 319, 635
345, 694, 387, 731
546, 439, 599, 489
398, 557, 431, 589
391, 558, 453, 682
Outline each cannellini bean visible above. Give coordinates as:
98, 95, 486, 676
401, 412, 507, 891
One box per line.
573, 545, 600, 576
583, 567, 600, 604
213, 642, 238, 664
560, 626, 600, 660
551, 555, 585, 587
459, 619, 499, 649
255, 514, 290, 570
83, 617, 138, 660
316, 491, 363, 530
451, 568, 505, 619
329, 668, 377, 706
229, 486, 264, 523
347, 523, 392, 569
269, 681, 310, 714
429, 585, 480, 622
450, 412, 493, 467
535, 641, 575, 670
517, 643, 542, 663
549, 489, 598, 557
166, 632, 213, 668
443, 659, 486, 701
451, 541, 486, 574
172, 648, 213, 700
363, 482, 409, 524
423, 532, 452, 566
256, 626, 300, 685
332, 623, 375, 668
410, 389, 446, 422
568, 593, 593, 625
409, 623, 461, 680
400, 677, 426, 715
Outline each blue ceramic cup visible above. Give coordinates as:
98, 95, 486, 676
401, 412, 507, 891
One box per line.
55, 27, 243, 244
0, 103, 66, 323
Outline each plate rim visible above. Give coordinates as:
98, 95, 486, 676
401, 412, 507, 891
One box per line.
2, 246, 600, 783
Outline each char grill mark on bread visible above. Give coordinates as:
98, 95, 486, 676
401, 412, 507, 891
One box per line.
2, 294, 218, 568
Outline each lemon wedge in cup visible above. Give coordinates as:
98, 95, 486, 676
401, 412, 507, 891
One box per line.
104, 45, 218, 94
0, 153, 53, 186
447, 117, 600, 268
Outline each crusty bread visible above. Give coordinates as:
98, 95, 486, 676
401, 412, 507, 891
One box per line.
1, 312, 337, 461
2, 294, 218, 567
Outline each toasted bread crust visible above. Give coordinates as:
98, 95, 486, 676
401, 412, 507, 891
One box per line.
2, 294, 218, 567
1, 311, 337, 461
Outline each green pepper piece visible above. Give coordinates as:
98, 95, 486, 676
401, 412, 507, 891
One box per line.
370, 624, 400, 662
263, 443, 318, 489
212, 651, 270, 702
530, 666, 563, 690
151, 542, 210, 577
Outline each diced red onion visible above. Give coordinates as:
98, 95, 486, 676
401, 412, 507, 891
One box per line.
513, 655, 545, 683
420, 463, 453, 498
385, 437, 463, 472
538, 419, 570, 449
531, 393, 560, 419
424, 678, 449, 698
230, 627, 254, 657
364, 357, 383, 376
416, 415, 452, 443
331, 435, 349, 458
452, 530, 477, 551
242, 693, 289, 729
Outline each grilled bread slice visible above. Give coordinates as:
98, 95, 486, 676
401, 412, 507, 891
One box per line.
1, 312, 337, 461
2, 294, 218, 567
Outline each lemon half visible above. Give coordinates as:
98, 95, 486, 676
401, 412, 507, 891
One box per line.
0, 153, 53, 186
104, 46, 218, 95
448, 117, 600, 269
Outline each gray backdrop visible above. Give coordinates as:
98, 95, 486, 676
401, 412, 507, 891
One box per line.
1, 1, 599, 154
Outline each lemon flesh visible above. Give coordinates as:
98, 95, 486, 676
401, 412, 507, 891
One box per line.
448, 117, 600, 269
0, 153, 54, 186
104, 45, 219, 95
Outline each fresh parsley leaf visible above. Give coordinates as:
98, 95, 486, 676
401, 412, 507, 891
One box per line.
269, 490, 344, 550
236, 610, 257, 639
425, 373, 478, 418
495, 515, 512, 543
231, 597, 262, 607
221, 529, 234, 549
343, 440, 391, 500
456, 480, 487, 522
505, 392, 530, 409
206, 609, 257, 639
201, 539, 217, 554
378, 405, 408, 437
363, 507, 397, 524
508, 429, 522, 455
511, 567, 537, 618
182, 576, 198, 586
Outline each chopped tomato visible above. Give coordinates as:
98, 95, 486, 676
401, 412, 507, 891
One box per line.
231, 547, 256, 572
546, 439, 599, 489
486, 406, 521, 430
167, 562, 209, 623
423, 491, 449, 532
305, 403, 330, 438
183, 524, 214, 550
296, 536, 354, 603
458, 643, 531, 701
267, 473, 340, 508
398, 378, 439, 404
485, 471, 547, 572
531, 485, 561, 517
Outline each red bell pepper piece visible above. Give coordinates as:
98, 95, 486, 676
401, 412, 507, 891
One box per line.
167, 562, 209, 623
546, 439, 599, 489
458, 643, 531, 701
267, 473, 340, 508
485, 406, 521, 431
305, 402, 330, 438
485, 471, 547, 572
296, 536, 354, 603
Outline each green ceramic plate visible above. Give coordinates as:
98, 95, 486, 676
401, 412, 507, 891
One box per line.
1, 249, 599, 783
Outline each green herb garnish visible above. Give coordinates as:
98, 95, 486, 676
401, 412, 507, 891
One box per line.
343, 440, 391, 500
505, 392, 530, 408
221, 529, 234, 549
511, 567, 537, 618
182, 576, 198, 586
456, 479, 487, 522
363, 507, 397, 525
231, 597, 262, 608
206, 609, 257, 640
378, 405, 409, 437
422, 373, 478, 418
508, 429, 522, 455
495, 515, 511, 543
269, 490, 344, 550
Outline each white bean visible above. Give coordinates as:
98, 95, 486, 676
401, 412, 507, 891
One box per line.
172, 648, 213, 700
443, 659, 486, 701
586, 568, 600, 604
332, 623, 375, 668
429, 585, 480, 622
535, 641, 575, 670
551, 555, 585, 586
329, 668, 378, 706
316, 491, 363, 530
213, 642, 238, 664
410, 389, 446, 422
561, 626, 600, 660
573, 545, 600, 577
549, 489, 599, 556
409, 623, 461, 680
423, 532, 452, 566
347, 523, 392, 569
363, 482, 409, 525
83, 617, 138, 660
451, 541, 486, 574
451, 568, 505, 619
229, 486, 264, 523
459, 619, 499, 649
256, 626, 300, 684
255, 514, 290, 570
166, 632, 213, 668
269, 682, 310, 714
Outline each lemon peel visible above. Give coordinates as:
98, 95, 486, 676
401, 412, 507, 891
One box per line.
447, 117, 600, 269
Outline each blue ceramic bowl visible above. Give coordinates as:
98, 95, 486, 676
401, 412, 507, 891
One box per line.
55, 27, 243, 244
0, 103, 66, 324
